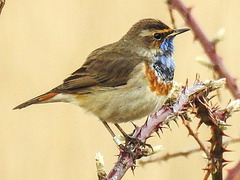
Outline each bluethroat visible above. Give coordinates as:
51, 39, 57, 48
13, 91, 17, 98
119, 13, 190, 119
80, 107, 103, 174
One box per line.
14, 19, 189, 139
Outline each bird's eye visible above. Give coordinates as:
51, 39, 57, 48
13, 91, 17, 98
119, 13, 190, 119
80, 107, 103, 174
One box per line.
153, 33, 162, 40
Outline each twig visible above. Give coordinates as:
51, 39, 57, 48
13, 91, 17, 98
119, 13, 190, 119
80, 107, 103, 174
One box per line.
105, 79, 226, 180
210, 125, 223, 180
168, 0, 240, 99
95, 152, 107, 180
182, 119, 209, 157
193, 95, 238, 180
139, 147, 199, 166
166, 1, 176, 29
139, 138, 240, 166
0, 0, 5, 15
203, 170, 211, 180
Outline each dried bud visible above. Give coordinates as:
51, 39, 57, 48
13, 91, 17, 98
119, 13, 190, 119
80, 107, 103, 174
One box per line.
142, 145, 163, 156
226, 99, 240, 116
203, 78, 226, 91
169, 81, 182, 98
95, 152, 106, 179
196, 56, 214, 68
213, 28, 225, 44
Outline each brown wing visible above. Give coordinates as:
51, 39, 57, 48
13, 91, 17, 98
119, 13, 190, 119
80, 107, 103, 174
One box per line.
13, 44, 148, 109
54, 49, 147, 94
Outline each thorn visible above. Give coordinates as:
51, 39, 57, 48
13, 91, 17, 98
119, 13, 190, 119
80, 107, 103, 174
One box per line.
213, 103, 220, 110
208, 94, 218, 101
227, 99, 232, 106
189, 101, 194, 108
193, 35, 198, 41
223, 123, 231, 127
187, 132, 192, 137
159, 126, 164, 133
195, 73, 200, 83
130, 165, 136, 175
155, 130, 161, 138
221, 131, 230, 137
222, 147, 232, 153
203, 166, 212, 171
131, 122, 137, 128
202, 96, 209, 105
173, 119, 179, 127
182, 85, 186, 94
185, 78, 189, 88
222, 158, 233, 163
207, 138, 214, 144
222, 163, 230, 168
187, 6, 194, 12
114, 153, 121, 157
147, 135, 154, 139
196, 120, 203, 130
166, 122, 172, 131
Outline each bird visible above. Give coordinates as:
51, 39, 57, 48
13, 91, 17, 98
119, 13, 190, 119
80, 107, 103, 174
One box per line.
14, 18, 189, 139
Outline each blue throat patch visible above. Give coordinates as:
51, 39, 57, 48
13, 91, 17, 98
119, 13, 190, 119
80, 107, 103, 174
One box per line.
153, 36, 176, 83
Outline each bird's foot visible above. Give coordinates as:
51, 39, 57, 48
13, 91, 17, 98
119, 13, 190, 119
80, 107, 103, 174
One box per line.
119, 135, 153, 161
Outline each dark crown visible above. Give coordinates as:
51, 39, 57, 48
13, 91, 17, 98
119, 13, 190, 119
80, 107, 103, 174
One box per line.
122, 18, 172, 40
132, 18, 171, 31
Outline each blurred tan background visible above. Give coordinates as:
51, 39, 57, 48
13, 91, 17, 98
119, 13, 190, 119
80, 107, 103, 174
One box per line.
1, 0, 240, 179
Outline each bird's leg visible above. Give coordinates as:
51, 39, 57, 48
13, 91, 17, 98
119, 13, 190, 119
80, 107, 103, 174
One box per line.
103, 122, 142, 154
114, 123, 153, 161
114, 123, 129, 138
102, 121, 123, 147
114, 123, 141, 143
102, 121, 115, 137
103, 122, 152, 161
114, 123, 142, 147
114, 123, 153, 157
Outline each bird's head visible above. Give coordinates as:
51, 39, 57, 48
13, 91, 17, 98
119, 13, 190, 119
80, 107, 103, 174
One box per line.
121, 18, 190, 58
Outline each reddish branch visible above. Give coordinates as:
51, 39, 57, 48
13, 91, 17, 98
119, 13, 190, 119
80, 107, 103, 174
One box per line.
140, 147, 200, 166
139, 138, 240, 166
106, 79, 225, 180
195, 97, 226, 180
182, 119, 209, 157
168, 0, 240, 99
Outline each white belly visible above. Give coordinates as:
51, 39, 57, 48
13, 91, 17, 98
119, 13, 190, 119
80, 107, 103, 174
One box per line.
78, 85, 168, 123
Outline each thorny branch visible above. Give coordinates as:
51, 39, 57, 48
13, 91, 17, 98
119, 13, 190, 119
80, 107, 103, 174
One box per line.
139, 138, 240, 166
0, 0, 5, 15
104, 78, 226, 180
140, 147, 199, 165
182, 119, 209, 157
96, 1, 240, 178
167, 0, 240, 99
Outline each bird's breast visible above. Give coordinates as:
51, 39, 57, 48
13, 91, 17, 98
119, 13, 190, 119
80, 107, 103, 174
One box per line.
144, 64, 173, 96
70, 62, 173, 123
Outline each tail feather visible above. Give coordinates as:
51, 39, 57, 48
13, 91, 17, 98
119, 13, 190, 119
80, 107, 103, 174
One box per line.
13, 92, 59, 110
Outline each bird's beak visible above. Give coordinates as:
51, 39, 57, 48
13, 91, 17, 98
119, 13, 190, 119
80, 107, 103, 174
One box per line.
168, 28, 190, 37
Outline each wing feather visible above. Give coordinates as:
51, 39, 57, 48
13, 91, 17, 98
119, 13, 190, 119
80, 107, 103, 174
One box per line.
54, 46, 147, 93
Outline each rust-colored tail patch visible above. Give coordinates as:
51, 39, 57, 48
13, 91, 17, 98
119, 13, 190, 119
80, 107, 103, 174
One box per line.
13, 92, 59, 110
38, 93, 58, 101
